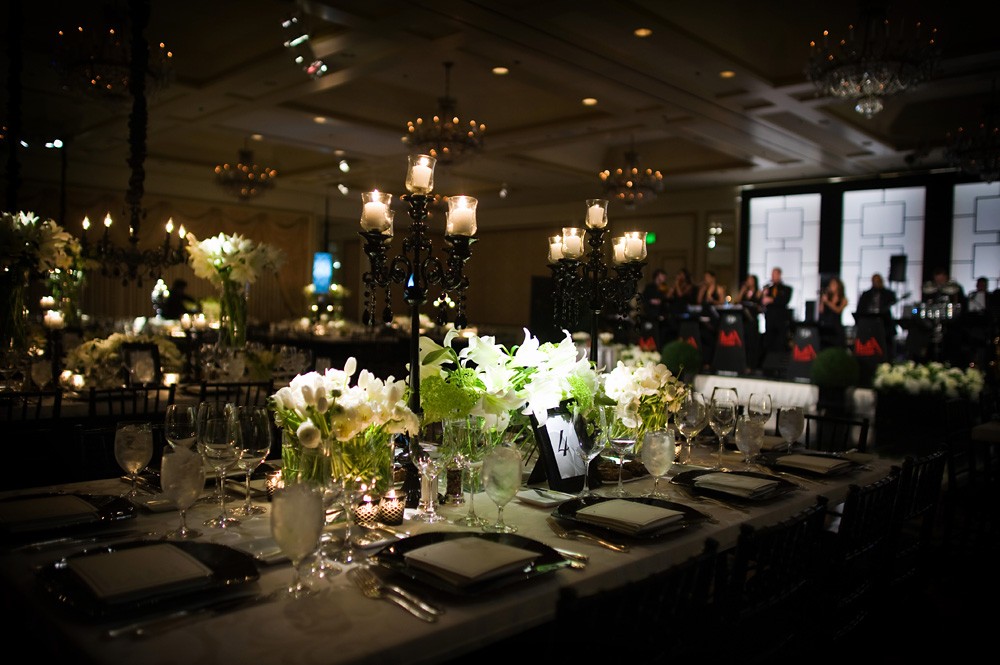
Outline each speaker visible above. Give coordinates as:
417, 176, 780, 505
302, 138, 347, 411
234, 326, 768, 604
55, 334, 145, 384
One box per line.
889, 255, 907, 282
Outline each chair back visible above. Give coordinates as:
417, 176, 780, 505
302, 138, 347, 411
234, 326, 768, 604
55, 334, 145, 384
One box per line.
887, 449, 946, 589
87, 384, 176, 417
802, 412, 869, 452
198, 380, 273, 408
0, 389, 62, 421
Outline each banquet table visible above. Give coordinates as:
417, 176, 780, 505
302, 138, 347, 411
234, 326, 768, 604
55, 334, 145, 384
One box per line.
0, 444, 897, 665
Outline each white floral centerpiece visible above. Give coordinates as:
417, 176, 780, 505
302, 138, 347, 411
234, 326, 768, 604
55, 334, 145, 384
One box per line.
873, 361, 984, 401
601, 359, 689, 444
270, 357, 419, 493
617, 344, 663, 368
186, 232, 284, 348
62, 333, 184, 389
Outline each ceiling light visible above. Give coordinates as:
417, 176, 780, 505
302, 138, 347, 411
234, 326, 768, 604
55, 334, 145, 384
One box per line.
338, 159, 350, 173
806, 3, 940, 118
250, 133, 263, 141
403, 61, 485, 165
337, 183, 349, 195
582, 97, 598, 106
599, 141, 664, 207
634, 28, 652, 38
492, 66, 509, 75
214, 144, 277, 201
946, 94, 1000, 183
719, 70, 736, 79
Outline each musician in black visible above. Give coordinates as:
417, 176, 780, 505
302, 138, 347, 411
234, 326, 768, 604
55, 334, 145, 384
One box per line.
760, 267, 793, 355
856, 272, 898, 359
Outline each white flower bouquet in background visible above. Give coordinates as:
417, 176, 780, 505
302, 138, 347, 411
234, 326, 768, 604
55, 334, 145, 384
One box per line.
873, 360, 984, 401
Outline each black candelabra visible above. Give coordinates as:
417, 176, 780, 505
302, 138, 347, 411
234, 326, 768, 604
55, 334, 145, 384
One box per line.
548, 199, 647, 364
359, 155, 478, 414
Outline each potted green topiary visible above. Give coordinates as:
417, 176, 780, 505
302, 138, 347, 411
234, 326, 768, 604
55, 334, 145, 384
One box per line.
809, 346, 860, 416
660, 339, 702, 384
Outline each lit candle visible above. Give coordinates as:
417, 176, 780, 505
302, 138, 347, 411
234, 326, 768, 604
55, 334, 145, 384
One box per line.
103, 213, 113, 229
406, 154, 436, 194
193, 313, 208, 330
585, 199, 608, 228
624, 231, 647, 260
612, 236, 627, 264
39, 296, 55, 308
81, 216, 90, 241
561, 227, 585, 259
446, 196, 478, 235
355, 494, 379, 526
165, 217, 174, 235
180, 313, 192, 330
71, 373, 85, 390
163, 372, 180, 386
378, 490, 405, 526
361, 190, 393, 232
548, 235, 564, 262
43, 310, 65, 329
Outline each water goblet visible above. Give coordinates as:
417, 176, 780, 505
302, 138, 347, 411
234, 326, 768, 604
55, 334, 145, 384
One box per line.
197, 404, 242, 529
481, 445, 522, 534
160, 445, 206, 539
572, 405, 607, 498
709, 388, 738, 469
598, 405, 637, 497
734, 416, 765, 470
450, 417, 491, 527
271, 480, 326, 598
410, 437, 447, 523
641, 429, 676, 498
164, 404, 198, 450
778, 406, 805, 453
229, 406, 272, 518
747, 393, 773, 427
114, 421, 153, 500
675, 391, 708, 464
30, 359, 51, 390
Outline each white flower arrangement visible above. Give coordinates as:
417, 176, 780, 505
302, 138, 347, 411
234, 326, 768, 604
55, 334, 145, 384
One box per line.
1, 210, 79, 276
185, 232, 284, 286
617, 345, 663, 368
601, 360, 688, 440
62, 333, 184, 388
873, 361, 984, 401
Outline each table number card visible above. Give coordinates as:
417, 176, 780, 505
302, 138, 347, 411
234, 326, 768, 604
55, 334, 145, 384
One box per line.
529, 408, 588, 493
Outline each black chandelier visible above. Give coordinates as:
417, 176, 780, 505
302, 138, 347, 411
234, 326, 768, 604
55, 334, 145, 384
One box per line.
403, 62, 485, 166
359, 154, 478, 414
53, 0, 173, 105
599, 146, 664, 206
946, 96, 1000, 184
214, 145, 278, 201
77, 0, 185, 284
805, 1, 939, 118
548, 199, 647, 363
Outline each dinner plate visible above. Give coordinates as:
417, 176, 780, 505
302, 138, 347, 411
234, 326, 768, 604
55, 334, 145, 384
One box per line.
757, 451, 862, 477
551, 496, 711, 539
670, 469, 798, 502
0, 493, 136, 543
515, 488, 577, 508
36, 540, 259, 620
370, 532, 566, 596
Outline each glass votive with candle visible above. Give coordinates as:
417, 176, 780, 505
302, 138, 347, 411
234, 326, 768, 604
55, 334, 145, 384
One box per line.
446, 195, 478, 235
548, 235, 564, 263
360, 190, 393, 233
162, 372, 180, 387
355, 493, 380, 527
560, 227, 586, 259
39, 295, 56, 309
43, 310, 65, 329
612, 236, 627, 264
584, 199, 609, 229
70, 373, 85, 390
405, 154, 436, 195
378, 490, 405, 526
265, 470, 283, 501
623, 231, 647, 261
180, 313, 192, 330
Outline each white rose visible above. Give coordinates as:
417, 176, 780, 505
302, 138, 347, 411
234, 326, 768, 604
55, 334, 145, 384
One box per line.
296, 421, 322, 449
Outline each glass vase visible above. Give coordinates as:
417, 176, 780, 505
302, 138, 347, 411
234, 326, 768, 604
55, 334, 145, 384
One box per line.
0, 271, 29, 356
218, 279, 249, 349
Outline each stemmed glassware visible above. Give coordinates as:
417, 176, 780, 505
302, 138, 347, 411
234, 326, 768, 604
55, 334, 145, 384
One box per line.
335, 475, 372, 565
777, 405, 805, 453
641, 428, 676, 498
159, 445, 205, 539
675, 391, 708, 464
709, 387, 738, 470
747, 393, 773, 427
229, 406, 272, 518
197, 402, 242, 529
481, 444, 522, 533
30, 358, 51, 390
734, 415, 765, 470
572, 406, 607, 498
271, 478, 326, 599
450, 416, 491, 527
114, 421, 153, 499
164, 404, 198, 450
410, 436, 447, 523
597, 405, 638, 497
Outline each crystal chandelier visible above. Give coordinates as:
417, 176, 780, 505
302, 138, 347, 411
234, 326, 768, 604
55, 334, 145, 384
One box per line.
599, 147, 664, 206
946, 99, 1000, 184
214, 147, 278, 201
53, 0, 173, 105
403, 62, 485, 165
806, 2, 939, 118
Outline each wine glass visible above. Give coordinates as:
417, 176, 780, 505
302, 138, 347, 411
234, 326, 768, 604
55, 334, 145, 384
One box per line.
271, 480, 326, 598
641, 428, 676, 498
747, 393, 773, 427
128, 355, 156, 386
675, 392, 708, 464
481, 445, 522, 533
409, 437, 447, 523
160, 444, 205, 539
164, 404, 198, 450
572, 405, 607, 498
451, 417, 491, 527
778, 406, 806, 453
734, 416, 765, 470
709, 388, 738, 470
197, 403, 242, 529
598, 405, 638, 497
114, 421, 153, 499
230, 406, 272, 518
30, 359, 51, 390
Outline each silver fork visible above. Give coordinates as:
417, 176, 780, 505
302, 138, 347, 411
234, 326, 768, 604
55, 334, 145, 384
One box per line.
347, 567, 439, 622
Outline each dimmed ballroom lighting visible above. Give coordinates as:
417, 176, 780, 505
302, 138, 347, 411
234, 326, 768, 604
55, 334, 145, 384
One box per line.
946, 92, 1000, 184
403, 61, 485, 165
214, 145, 278, 201
599, 142, 664, 206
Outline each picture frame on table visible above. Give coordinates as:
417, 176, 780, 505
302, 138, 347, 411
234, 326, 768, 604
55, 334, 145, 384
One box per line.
529, 408, 588, 493
120, 343, 162, 387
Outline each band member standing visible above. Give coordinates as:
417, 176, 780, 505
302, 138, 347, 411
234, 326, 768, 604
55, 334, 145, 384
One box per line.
760, 267, 793, 355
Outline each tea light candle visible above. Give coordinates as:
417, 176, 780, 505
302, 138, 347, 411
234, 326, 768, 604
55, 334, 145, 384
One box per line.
378, 490, 405, 526
360, 190, 393, 232
43, 310, 65, 329
623, 231, 647, 261
180, 313, 192, 330
71, 373, 85, 390
355, 494, 379, 526
446, 196, 478, 235
612, 236, 627, 264
585, 199, 608, 228
163, 372, 180, 386
39, 295, 56, 308
406, 154, 436, 194
266, 470, 283, 501
193, 313, 208, 330
548, 235, 564, 263
561, 227, 585, 259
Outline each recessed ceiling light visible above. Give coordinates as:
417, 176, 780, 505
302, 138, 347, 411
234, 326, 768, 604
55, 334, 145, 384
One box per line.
250, 133, 263, 141
334, 149, 345, 156
634, 27, 652, 38
582, 97, 598, 106
492, 66, 509, 75
719, 70, 736, 79
313, 116, 328, 124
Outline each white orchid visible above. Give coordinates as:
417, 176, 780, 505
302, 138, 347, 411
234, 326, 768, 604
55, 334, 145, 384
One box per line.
185, 232, 284, 287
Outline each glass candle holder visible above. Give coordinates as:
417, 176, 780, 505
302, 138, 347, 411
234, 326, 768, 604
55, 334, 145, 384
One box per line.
378, 490, 405, 526
612, 236, 627, 264
354, 494, 380, 528
548, 235, 564, 263
405, 154, 436, 194
446, 196, 478, 235
584, 199, 609, 228
360, 190, 393, 233
623, 231, 647, 261
561, 227, 586, 259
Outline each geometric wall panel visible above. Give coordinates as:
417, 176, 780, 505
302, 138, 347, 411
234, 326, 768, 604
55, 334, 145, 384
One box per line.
953, 181, 1000, 292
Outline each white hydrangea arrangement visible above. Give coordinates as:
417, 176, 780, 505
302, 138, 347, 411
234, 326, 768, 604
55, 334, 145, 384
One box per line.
873, 360, 984, 401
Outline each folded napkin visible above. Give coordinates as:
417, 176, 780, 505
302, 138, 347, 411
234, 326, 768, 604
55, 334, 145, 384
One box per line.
693, 472, 779, 498
775, 454, 852, 475
574, 499, 685, 535
0, 495, 98, 532
761, 435, 790, 452
68, 543, 213, 603
403, 537, 539, 587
